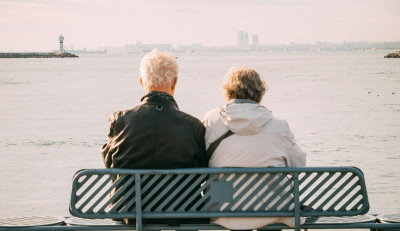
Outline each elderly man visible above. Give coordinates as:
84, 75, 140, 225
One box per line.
101, 49, 208, 225
102, 49, 208, 170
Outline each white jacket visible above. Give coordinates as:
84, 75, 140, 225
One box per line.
202, 99, 306, 229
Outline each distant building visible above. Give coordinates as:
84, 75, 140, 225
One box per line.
237, 31, 243, 47
176, 45, 191, 51
124, 42, 172, 53
243, 32, 248, 48
124, 44, 136, 53
70, 44, 74, 51
191, 43, 202, 51
59, 34, 64, 54
253, 35, 258, 47
141, 44, 172, 52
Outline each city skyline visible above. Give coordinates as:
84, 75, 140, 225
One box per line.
1, 0, 400, 52
5, 31, 400, 54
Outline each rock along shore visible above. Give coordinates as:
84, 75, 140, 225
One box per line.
384, 52, 400, 58
0, 52, 79, 58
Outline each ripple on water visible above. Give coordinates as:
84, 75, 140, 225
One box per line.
4, 139, 96, 148
0, 79, 31, 85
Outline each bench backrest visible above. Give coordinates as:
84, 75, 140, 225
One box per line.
70, 167, 369, 229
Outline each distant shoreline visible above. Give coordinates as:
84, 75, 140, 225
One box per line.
0, 52, 78, 58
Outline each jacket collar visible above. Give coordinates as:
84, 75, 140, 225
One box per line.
227, 99, 259, 106
140, 91, 179, 110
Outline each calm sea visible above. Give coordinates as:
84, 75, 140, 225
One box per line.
0, 51, 399, 217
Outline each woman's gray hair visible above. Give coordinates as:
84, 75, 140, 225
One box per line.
222, 66, 267, 103
140, 49, 178, 89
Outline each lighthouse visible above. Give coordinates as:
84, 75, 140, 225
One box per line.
59, 34, 64, 54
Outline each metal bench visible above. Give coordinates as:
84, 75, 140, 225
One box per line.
66, 167, 400, 231
1, 167, 400, 230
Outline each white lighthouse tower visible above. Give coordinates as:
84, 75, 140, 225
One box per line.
59, 34, 64, 54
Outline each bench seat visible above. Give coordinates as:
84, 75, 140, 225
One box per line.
1, 214, 400, 230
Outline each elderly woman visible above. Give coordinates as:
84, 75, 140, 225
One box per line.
202, 67, 306, 229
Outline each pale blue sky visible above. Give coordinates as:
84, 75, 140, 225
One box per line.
1, 0, 399, 52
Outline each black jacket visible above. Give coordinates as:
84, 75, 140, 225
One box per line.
101, 96, 208, 169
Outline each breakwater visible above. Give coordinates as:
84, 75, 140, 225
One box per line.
0, 52, 78, 58
384, 52, 400, 58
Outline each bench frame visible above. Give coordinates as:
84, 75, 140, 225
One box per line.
68, 167, 390, 231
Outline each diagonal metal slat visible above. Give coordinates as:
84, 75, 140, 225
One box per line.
313, 172, 348, 211
223, 173, 259, 211
109, 177, 136, 213
298, 172, 313, 185
141, 175, 173, 207
267, 177, 295, 211
179, 174, 219, 211
77, 174, 103, 202
299, 172, 336, 207
250, 174, 288, 211
96, 175, 132, 213
81, 175, 124, 214
119, 175, 152, 213
147, 175, 184, 212
141, 175, 161, 194
256, 175, 293, 211
77, 175, 92, 189
278, 195, 295, 211
350, 198, 364, 211
298, 172, 325, 197
210, 172, 243, 211
167, 174, 208, 212
245, 173, 280, 211
321, 173, 357, 211
339, 189, 362, 211
210, 173, 245, 211
158, 174, 197, 212
240, 174, 292, 211
81, 175, 115, 213
193, 173, 232, 212
327, 178, 359, 211
231, 173, 269, 211
190, 173, 231, 211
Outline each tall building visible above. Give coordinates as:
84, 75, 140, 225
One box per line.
243, 32, 248, 48
59, 34, 64, 54
237, 31, 243, 47
253, 35, 258, 47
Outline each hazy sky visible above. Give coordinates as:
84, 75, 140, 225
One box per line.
1, 0, 399, 52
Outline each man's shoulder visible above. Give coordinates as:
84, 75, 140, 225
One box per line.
108, 104, 142, 123
174, 109, 203, 126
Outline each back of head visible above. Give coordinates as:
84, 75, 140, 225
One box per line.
223, 66, 267, 103
140, 49, 178, 90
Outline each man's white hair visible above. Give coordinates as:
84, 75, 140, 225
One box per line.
140, 49, 178, 89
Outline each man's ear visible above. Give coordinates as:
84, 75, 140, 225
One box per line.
140, 77, 144, 88
171, 77, 177, 91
